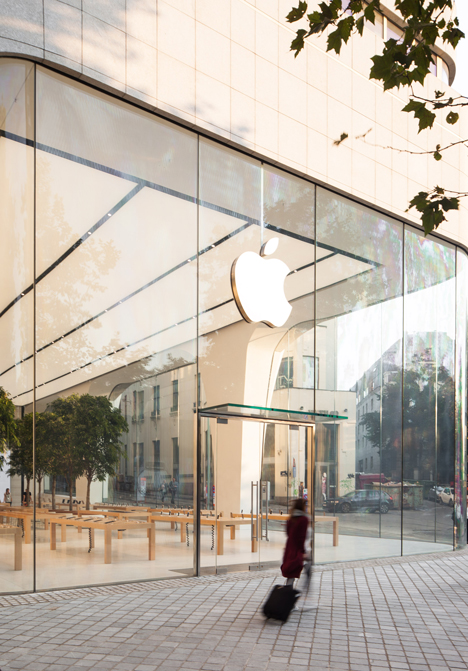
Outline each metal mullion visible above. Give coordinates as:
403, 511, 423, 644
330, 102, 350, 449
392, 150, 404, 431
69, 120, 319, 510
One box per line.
32, 62, 37, 593
194, 134, 201, 577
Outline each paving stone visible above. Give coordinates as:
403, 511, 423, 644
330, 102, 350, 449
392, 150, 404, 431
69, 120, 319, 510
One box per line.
1, 550, 468, 670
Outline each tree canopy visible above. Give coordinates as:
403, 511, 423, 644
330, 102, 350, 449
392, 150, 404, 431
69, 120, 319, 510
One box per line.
71, 394, 128, 510
286, 0, 466, 235
0, 386, 18, 461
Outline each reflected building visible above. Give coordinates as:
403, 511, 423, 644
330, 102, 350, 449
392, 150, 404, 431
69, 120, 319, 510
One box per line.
0, 2, 466, 595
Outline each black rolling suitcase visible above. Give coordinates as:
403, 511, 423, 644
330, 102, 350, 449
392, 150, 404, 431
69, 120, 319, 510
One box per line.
262, 584, 300, 622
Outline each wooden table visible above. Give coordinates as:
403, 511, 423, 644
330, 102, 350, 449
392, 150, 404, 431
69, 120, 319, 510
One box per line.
76, 510, 153, 538
0, 509, 65, 544
49, 516, 155, 564
230, 513, 339, 546
0, 525, 22, 570
149, 513, 253, 555
92, 504, 150, 512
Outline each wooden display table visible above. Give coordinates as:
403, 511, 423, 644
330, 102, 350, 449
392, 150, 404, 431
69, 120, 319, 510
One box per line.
92, 504, 150, 512
149, 512, 253, 555
230, 512, 339, 546
0, 509, 65, 544
0, 525, 22, 570
75, 510, 154, 539
49, 516, 155, 564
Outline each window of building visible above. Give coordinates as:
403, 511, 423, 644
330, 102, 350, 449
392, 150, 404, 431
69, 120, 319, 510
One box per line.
365, 458, 368, 470
370, 456, 374, 470
172, 437, 179, 481
171, 380, 179, 412
121, 395, 129, 420
439, 58, 449, 84
276, 357, 294, 389
133, 390, 144, 420
152, 385, 160, 417
366, 11, 383, 38
153, 440, 160, 475
302, 355, 318, 388
386, 21, 403, 42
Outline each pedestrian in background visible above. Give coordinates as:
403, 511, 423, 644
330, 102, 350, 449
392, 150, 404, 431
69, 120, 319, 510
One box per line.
3, 488, 11, 505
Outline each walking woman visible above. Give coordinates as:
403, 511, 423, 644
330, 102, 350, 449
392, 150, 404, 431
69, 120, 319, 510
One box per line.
281, 498, 309, 586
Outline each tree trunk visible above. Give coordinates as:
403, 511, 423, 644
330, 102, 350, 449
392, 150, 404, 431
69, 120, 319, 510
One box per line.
66, 472, 73, 511
51, 475, 56, 511
37, 476, 42, 509
86, 474, 92, 511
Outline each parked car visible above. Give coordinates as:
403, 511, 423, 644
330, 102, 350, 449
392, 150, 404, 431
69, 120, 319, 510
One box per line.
324, 490, 394, 514
439, 487, 454, 506
427, 486, 444, 502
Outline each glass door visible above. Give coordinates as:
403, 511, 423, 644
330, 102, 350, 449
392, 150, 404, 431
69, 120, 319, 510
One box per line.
199, 416, 262, 574
198, 414, 314, 574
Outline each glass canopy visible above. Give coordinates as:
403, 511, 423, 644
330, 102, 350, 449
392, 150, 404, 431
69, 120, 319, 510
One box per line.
200, 403, 348, 424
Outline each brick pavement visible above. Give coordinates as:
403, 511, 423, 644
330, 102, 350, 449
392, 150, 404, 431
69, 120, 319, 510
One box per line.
0, 549, 468, 671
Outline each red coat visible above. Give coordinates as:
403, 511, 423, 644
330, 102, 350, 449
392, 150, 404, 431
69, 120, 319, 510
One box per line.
281, 513, 308, 579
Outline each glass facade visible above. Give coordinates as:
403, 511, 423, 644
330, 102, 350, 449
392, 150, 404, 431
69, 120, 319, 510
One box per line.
0, 59, 466, 593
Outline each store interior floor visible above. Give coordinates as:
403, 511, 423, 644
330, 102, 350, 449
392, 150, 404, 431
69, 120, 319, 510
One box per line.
0, 519, 453, 593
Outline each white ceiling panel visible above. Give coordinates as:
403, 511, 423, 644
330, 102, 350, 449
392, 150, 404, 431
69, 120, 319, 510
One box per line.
0, 139, 34, 309
36, 150, 137, 276
36, 187, 197, 348
0, 292, 33, 374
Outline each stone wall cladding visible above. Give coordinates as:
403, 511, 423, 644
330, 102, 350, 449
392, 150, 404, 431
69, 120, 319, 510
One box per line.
0, 0, 466, 245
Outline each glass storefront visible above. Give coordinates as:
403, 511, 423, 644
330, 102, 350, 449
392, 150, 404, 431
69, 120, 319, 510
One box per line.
0, 58, 466, 593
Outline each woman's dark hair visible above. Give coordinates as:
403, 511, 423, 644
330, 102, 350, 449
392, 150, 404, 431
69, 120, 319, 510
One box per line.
289, 498, 307, 517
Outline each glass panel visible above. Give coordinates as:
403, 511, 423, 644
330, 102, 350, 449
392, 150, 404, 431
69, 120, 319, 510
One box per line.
315, 186, 403, 563
198, 150, 316, 415
199, 416, 262, 574
35, 65, 197, 588
403, 229, 455, 553
455, 250, 467, 548
440, 59, 450, 85
366, 12, 383, 38
0, 59, 35, 592
202, 403, 346, 421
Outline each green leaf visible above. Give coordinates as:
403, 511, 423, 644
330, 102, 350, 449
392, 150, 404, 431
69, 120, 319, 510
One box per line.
363, 3, 376, 23
408, 188, 460, 235
286, 1, 308, 23
291, 29, 307, 56
446, 111, 459, 125
433, 151, 442, 161
402, 99, 436, 132
356, 16, 364, 35
327, 27, 344, 53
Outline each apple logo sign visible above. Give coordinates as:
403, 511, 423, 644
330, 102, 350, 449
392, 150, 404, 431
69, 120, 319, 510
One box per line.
231, 237, 292, 328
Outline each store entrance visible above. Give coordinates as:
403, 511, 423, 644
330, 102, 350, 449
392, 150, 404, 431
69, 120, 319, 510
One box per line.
198, 407, 315, 575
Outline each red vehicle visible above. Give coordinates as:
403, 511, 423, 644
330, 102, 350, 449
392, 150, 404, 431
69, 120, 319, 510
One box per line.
354, 473, 387, 489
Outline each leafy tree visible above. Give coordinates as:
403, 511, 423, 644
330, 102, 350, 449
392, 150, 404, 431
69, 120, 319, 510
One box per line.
34, 413, 61, 508
286, 1, 466, 234
8, 414, 34, 506
72, 395, 128, 510
47, 395, 86, 511
0, 386, 18, 462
